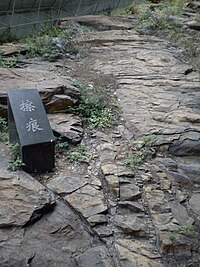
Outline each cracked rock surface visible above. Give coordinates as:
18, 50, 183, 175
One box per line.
1, 14, 200, 267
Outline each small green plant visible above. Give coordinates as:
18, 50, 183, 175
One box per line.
142, 134, 156, 146
124, 152, 144, 168
67, 144, 87, 163
24, 24, 90, 60
8, 143, 24, 171
69, 83, 117, 129
170, 223, 197, 240
181, 188, 191, 199
0, 57, 20, 68
195, 14, 200, 22
170, 231, 178, 241
124, 135, 156, 169
0, 117, 8, 142
180, 223, 197, 237
56, 137, 69, 152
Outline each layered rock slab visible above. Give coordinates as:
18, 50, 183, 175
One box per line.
0, 169, 55, 227
0, 67, 80, 116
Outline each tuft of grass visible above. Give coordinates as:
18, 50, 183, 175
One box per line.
67, 144, 87, 163
124, 135, 156, 169
179, 223, 197, 237
170, 223, 197, 240
0, 117, 8, 142
0, 57, 20, 68
68, 82, 117, 129
8, 143, 24, 171
55, 137, 69, 154
24, 23, 90, 61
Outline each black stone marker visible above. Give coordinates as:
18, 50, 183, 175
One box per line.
7, 89, 55, 172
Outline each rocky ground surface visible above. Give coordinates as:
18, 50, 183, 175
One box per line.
1, 7, 200, 267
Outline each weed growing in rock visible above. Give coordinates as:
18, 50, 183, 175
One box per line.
8, 143, 24, 171
170, 223, 197, 240
180, 223, 197, 237
24, 23, 90, 61
68, 82, 117, 129
181, 188, 191, 199
124, 135, 156, 169
0, 117, 8, 142
0, 57, 20, 68
67, 144, 87, 163
55, 137, 69, 153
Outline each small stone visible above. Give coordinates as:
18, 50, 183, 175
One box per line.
93, 225, 113, 237
120, 184, 141, 201
101, 163, 118, 175
115, 214, 147, 236
187, 21, 200, 31
105, 175, 119, 197
117, 244, 164, 267
87, 214, 108, 226
176, 190, 187, 203
145, 189, 171, 214
118, 201, 144, 212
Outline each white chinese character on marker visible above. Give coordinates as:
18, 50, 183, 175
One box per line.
26, 118, 43, 132
20, 100, 36, 112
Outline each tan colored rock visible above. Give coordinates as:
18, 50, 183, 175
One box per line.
115, 214, 147, 236
0, 169, 55, 227
65, 184, 107, 218
105, 174, 119, 197
120, 184, 141, 201
145, 189, 171, 214
101, 163, 118, 175
45, 94, 78, 113
117, 244, 164, 267
46, 175, 88, 195
48, 113, 83, 144
157, 231, 192, 256
116, 238, 161, 259
151, 213, 180, 232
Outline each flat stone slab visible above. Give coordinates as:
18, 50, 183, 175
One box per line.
0, 169, 55, 227
65, 184, 108, 218
59, 15, 136, 31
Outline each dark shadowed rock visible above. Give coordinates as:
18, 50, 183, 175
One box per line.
48, 113, 83, 144
187, 21, 200, 31
75, 246, 115, 267
0, 169, 55, 227
169, 132, 200, 156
